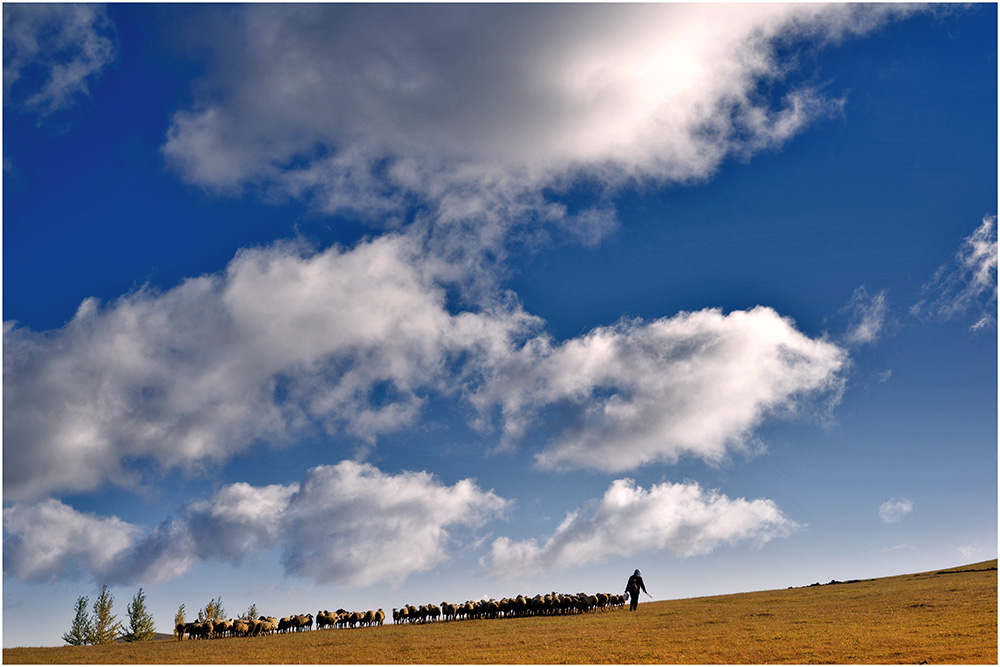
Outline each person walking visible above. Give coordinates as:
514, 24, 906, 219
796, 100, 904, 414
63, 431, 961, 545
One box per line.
625, 569, 650, 611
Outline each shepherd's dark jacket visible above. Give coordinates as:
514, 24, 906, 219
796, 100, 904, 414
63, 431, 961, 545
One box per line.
626, 574, 647, 596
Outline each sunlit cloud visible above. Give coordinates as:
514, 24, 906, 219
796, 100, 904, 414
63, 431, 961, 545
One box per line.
482, 478, 800, 577
3, 499, 140, 582
3, 235, 539, 501
162, 4, 917, 238
473, 306, 848, 472
2, 462, 509, 587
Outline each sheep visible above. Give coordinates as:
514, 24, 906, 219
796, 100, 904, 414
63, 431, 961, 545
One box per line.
374, 609, 385, 626
185, 622, 209, 639
362, 610, 375, 627
278, 617, 294, 634
292, 613, 314, 631
213, 619, 232, 637
316, 611, 338, 629
231, 619, 250, 637
441, 602, 458, 622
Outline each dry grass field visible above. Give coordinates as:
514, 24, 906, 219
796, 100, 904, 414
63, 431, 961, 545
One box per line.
5, 560, 995, 664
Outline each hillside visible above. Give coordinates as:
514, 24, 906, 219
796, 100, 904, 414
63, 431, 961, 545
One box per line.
4, 560, 996, 664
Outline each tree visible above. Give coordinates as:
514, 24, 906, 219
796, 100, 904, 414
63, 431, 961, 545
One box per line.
174, 603, 186, 638
123, 588, 156, 642
91, 584, 124, 644
62, 595, 93, 646
242, 603, 259, 620
199, 597, 226, 622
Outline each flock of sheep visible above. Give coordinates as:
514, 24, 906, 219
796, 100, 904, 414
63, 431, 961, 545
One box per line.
175, 591, 627, 641
393, 592, 627, 622
175, 613, 321, 639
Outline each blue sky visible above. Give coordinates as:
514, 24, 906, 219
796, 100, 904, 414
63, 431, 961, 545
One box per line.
3, 3, 996, 648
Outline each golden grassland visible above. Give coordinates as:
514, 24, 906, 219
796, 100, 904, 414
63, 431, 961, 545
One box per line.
4, 560, 996, 664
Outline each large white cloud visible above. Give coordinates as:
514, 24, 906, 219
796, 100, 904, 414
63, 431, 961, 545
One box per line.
3, 499, 140, 582
3, 234, 538, 501
483, 478, 799, 578
280, 461, 510, 587
2, 3, 117, 116
161, 4, 917, 231
472, 306, 848, 472
3, 462, 508, 587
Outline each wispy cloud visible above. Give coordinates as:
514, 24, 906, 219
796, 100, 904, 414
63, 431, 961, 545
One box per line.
958, 541, 984, 561
482, 478, 800, 577
473, 306, 848, 472
2, 462, 509, 587
913, 215, 998, 332
2, 4, 117, 117
878, 498, 914, 524
842, 286, 889, 345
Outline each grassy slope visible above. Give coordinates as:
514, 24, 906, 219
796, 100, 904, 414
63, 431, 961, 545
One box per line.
5, 560, 996, 664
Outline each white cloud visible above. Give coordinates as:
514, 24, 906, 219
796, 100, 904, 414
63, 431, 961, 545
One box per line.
913, 215, 998, 331
473, 306, 848, 472
161, 4, 917, 234
2, 499, 140, 582
843, 286, 889, 345
2, 4, 117, 116
5, 234, 847, 499
3, 234, 538, 501
281, 461, 510, 586
3, 462, 509, 587
878, 498, 914, 524
482, 478, 799, 578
